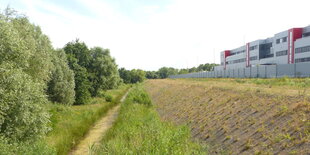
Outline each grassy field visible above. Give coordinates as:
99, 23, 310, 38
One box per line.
91, 84, 208, 154
145, 79, 310, 154
45, 84, 130, 155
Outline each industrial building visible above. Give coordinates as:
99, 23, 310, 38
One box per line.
215, 25, 310, 71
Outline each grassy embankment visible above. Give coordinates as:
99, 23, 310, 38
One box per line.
145, 78, 310, 154
45, 84, 130, 155
91, 84, 208, 154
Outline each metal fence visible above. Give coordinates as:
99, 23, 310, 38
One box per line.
169, 62, 310, 79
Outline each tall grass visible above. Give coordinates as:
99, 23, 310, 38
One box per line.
46, 84, 130, 155
91, 85, 208, 154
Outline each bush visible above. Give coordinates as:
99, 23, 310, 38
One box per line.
47, 49, 75, 105
105, 94, 113, 102
0, 8, 53, 85
0, 64, 50, 142
128, 86, 152, 106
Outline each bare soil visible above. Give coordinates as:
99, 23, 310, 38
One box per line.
145, 79, 310, 155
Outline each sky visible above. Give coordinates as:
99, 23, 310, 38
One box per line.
1, 0, 310, 71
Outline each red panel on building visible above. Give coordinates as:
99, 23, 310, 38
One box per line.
224, 50, 230, 70
288, 28, 303, 64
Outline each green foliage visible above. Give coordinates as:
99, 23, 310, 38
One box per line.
63, 39, 91, 68
0, 8, 53, 143
64, 41, 121, 104
46, 85, 129, 155
92, 85, 207, 154
119, 68, 145, 84
129, 86, 152, 106
0, 136, 55, 155
119, 68, 132, 83
47, 49, 75, 105
0, 64, 50, 142
89, 47, 121, 96
64, 40, 92, 105
0, 8, 53, 85
105, 94, 113, 102
144, 63, 219, 79
157, 67, 178, 79
130, 69, 146, 83
146, 71, 159, 79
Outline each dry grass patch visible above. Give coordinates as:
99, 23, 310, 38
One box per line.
145, 79, 310, 155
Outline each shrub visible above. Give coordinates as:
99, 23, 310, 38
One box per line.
0, 64, 50, 142
0, 8, 53, 85
47, 49, 75, 105
105, 94, 113, 102
128, 86, 152, 106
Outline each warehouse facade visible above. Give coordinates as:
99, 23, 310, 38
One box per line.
215, 25, 310, 71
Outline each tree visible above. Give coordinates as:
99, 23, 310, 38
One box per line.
88, 47, 121, 96
0, 8, 53, 85
47, 49, 75, 105
130, 69, 146, 83
119, 68, 132, 84
0, 63, 50, 142
64, 40, 91, 105
0, 8, 53, 142
146, 71, 159, 79
157, 67, 178, 79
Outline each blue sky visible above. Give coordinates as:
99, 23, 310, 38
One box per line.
1, 0, 310, 70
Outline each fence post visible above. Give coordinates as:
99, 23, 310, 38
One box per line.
275, 64, 277, 78
294, 63, 296, 78
257, 66, 259, 78
265, 65, 267, 78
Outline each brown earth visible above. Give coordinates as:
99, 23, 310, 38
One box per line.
145, 79, 310, 155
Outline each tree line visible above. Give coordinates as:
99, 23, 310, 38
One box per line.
119, 63, 218, 83
0, 8, 120, 148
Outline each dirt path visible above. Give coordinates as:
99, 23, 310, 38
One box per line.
69, 92, 128, 155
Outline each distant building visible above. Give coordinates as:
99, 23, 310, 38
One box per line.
215, 25, 310, 71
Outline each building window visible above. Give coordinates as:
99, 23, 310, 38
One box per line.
250, 56, 257, 61
227, 58, 246, 65
276, 50, 288, 56
250, 45, 257, 51
303, 32, 310, 37
295, 46, 310, 54
282, 37, 287, 42
276, 39, 280, 44
295, 57, 310, 63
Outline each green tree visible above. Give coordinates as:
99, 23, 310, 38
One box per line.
88, 47, 121, 96
0, 8, 53, 85
157, 67, 178, 79
0, 63, 50, 142
130, 69, 146, 83
47, 49, 75, 105
119, 68, 132, 84
64, 40, 91, 105
146, 71, 159, 79
0, 8, 53, 142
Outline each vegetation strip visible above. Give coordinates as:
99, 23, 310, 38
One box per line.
91, 85, 208, 154
70, 90, 129, 155
46, 85, 130, 155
